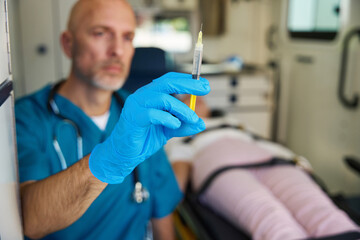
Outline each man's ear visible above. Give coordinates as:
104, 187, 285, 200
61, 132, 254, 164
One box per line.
60, 31, 73, 58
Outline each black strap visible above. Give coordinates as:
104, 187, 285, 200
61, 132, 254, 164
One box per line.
306, 231, 360, 240
183, 123, 264, 144
47, 80, 65, 112
196, 157, 296, 197
133, 165, 139, 183
193, 162, 360, 239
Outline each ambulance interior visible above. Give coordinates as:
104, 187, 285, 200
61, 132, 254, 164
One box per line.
0, 0, 360, 239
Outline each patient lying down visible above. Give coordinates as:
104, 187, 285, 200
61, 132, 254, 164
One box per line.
166, 96, 359, 240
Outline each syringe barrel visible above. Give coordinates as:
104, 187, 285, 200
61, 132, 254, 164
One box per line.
192, 45, 203, 79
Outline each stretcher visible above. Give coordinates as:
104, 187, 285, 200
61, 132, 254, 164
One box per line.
174, 157, 360, 240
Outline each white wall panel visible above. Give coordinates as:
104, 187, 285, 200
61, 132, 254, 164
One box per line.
18, 0, 77, 94
55, 0, 77, 79
0, 95, 23, 240
19, 0, 57, 94
0, 0, 10, 81
0, 0, 22, 239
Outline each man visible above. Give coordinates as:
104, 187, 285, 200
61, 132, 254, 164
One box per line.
15, 0, 210, 239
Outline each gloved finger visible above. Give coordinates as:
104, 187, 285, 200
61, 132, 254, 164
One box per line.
166, 118, 206, 139
144, 72, 211, 96
147, 109, 182, 129
142, 93, 199, 124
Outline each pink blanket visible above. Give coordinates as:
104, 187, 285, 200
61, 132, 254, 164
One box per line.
192, 138, 359, 240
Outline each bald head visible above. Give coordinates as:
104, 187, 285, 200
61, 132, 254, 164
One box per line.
61, 0, 137, 91
67, 0, 135, 33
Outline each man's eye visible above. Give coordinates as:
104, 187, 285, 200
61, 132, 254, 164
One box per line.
124, 34, 134, 42
93, 31, 105, 37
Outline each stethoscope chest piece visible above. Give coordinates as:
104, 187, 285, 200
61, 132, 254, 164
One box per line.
132, 182, 150, 204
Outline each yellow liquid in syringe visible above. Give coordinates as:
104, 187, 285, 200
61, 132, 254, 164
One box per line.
190, 27, 203, 111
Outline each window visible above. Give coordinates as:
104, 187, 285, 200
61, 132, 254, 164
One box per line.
133, 16, 192, 53
287, 0, 341, 40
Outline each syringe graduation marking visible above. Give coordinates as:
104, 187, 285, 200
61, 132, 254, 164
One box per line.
190, 24, 204, 111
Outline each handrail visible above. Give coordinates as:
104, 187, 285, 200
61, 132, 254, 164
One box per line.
344, 156, 360, 175
338, 28, 360, 109
0, 79, 13, 107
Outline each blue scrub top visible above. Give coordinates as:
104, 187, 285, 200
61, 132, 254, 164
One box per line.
15, 84, 183, 240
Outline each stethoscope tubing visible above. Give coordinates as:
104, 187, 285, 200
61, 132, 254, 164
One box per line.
47, 81, 149, 203
52, 118, 84, 170
53, 138, 67, 170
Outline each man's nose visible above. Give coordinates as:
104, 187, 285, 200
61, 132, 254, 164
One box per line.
109, 37, 125, 57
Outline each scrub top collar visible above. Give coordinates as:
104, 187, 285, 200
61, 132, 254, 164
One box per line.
51, 93, 123, 143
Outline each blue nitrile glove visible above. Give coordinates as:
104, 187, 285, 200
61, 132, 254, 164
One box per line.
89, 72, 211, 184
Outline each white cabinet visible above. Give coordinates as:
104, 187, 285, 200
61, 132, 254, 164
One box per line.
129, 0, 197, 11
159, 0, 197, 11
19, 0, 57, 94
204, 69, 273, 138
18, 0, 76, 94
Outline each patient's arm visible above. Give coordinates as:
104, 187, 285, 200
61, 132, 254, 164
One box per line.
171, 161, 192, 193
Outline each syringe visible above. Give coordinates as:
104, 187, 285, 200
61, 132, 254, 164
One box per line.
190, 24, 204, 111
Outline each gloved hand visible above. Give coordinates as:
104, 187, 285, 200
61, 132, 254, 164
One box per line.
89, 72, 211, 184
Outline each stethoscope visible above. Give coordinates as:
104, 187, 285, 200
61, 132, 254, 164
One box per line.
47, 80, 149, 203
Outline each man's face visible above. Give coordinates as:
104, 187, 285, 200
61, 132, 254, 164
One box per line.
70, 1, 136, 91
